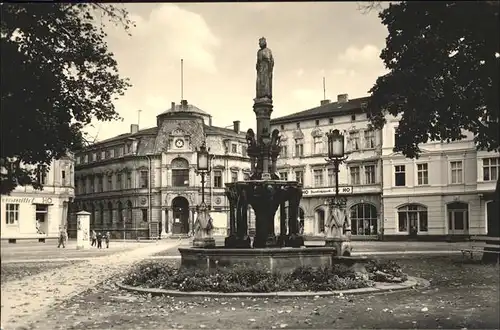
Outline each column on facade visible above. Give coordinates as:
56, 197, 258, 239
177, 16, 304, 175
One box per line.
161, 207, 168, 236
189, 208, 195, 235
167, 207, 174, 234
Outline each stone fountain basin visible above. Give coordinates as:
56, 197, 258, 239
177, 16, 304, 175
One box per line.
179, 246, 371, 273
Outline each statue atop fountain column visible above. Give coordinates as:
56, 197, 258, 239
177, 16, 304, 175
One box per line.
256, 37, 274, 101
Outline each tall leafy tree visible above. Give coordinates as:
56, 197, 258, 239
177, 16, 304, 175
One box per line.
364, 1, 500, 237
0, 3, 134, 194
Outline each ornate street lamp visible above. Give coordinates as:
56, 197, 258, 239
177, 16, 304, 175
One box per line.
324, 129, 351, 254
194, 141, 215, 247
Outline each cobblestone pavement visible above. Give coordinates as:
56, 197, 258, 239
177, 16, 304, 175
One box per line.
0, 239, 183, 329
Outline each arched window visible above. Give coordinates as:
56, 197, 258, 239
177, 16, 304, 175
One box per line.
126, 200, 133, 223
350, 203, 378, 235
316, 208, 325, 233
107, 202, 113, 225
117, 201, 123, 222
98, 202, 104, 225
171, 158, 189, 187
447, 202, 468, 234
397, 204, 428, 234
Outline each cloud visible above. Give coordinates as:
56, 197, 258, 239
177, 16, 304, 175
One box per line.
337, 44, 381, 66
109, 4, 220, 75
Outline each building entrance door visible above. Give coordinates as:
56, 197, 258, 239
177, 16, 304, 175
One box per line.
172, 197, 190, 234
447, 202, 469, 235
408, 212, 418, 238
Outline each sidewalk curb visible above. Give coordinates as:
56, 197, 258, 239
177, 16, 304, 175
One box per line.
116, 276, 429, 298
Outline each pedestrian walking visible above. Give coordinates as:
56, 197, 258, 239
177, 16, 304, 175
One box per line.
96, 231, 103, 249
91, 230, 97, 247
57, 226, 67, 248
105, 231, 110, 248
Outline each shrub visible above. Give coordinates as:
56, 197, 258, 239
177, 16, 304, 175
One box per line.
366, 259, 408, 282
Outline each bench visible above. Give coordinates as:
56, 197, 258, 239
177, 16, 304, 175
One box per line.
461, 236, 500, 263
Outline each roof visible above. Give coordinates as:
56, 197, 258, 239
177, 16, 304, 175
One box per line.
271, 96, 370, 124
92, 126, 158, 146
158, 100, 211, 118
204, 124, 246, 139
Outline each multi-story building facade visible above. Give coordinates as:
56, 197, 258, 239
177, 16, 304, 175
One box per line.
1, 156, 75, 242
270, 94, 383, 240
72, 100, 250, 239
381, 116, 499, 239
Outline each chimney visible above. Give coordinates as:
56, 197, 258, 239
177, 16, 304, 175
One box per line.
130, 124, 139, 134
181, 99, 188, 109
171, 102, 175, 111
337, 94, 349, 103
233, 120, 240, 133
209, 117, 213, 126
320, 99, 331, 106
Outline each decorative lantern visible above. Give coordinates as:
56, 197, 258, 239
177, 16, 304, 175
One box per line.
327, 129, 345, 158
197, 142, 210, 172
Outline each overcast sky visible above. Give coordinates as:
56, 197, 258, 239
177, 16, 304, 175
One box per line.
88, 2, 389, 141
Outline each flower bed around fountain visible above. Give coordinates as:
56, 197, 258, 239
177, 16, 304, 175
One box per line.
122, 259, 408, 293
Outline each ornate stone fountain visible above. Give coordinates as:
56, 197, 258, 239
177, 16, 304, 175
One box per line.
179, 37, 355, 272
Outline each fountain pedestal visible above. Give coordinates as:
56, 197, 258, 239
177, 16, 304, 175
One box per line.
325, 200, 352, 256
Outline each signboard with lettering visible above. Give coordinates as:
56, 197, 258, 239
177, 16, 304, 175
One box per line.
1, 196, 54, 204
302, 186, 353, 197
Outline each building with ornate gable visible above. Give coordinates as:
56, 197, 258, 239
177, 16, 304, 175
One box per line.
71, 100, 250, 239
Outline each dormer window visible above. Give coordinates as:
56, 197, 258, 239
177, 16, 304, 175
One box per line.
231, 144, 237, 153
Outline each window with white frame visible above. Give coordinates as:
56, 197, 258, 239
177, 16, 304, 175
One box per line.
295, 170, 304, 184
107, 174, 113, 191
350, 166, 361, 185
327, 168, 336, 186
101, 150, 106, 160
365, 165, 376, 184
313, 169, 323, 187
139, 170, 149, 188
281, 145, 288, 158
294, 139, 304, 157
394, 165, 406, 186
349, 131, 360, 151
214, 170, 223, 188
243, 172, 250, 181
126, 171, 132, 189
92, 152, 97, 162
450, 161, 463, 184
37, 165, 48, 185
97, 175, 103, 192
231, 171, 238, 182
417, 163, 429, 185
279, 171, 288, 181
5, 203, 19, 225
231, 144, 237, 153
482, 158, 499, 181
313, 136, 323, 154
363, 130, 375, 149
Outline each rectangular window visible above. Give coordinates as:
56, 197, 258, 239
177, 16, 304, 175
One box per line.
89, 175, 95, 193
315, 119, 319, 126
61, 170, 67, 186
37, 165, 48, 185
231, 171, 238, 182
107, 174, 113, 191
350, 166, 360, 185
398, 212, 408, 232
295, 170, 304, 184
84, 154, 89, 163
295, 139, 304, 157
365, 165, 376, 184
349, 131, 360, 151
483, 158, 499, 181
419, 211, 428, 232
172, 169, 189, 187
417, 163, 429, 185
281, 145, 288, 158
327, 168, 336, 186
110, 149, 115, 158
92, 152, 97, 162
97, 175, 103, 192
5, 203, 19, 225
117, 173, 123, 190
313, 136, 323, 154
126, 171, 132, 189
140, 170, 149, 188
395, 165, 406, 187
101, 151, 106, 160
242, 146, 247, 156
313, 169, 323, 187
214, 170, 223, 188
76, 156, 81, 165
363, 130, 375, 149
231, 144, 237, 153
329, 118, 333, 124
141, 209, 148, 222
450, 161, 463, 184
35, 204, 48, 223
243, 173, 250, 181
279, 171, 288, 181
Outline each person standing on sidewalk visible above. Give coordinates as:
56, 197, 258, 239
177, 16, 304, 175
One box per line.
96, 231, 103, 249
105, 231, 110, 248
91, 230, 97, 247
57, 226, 67, 248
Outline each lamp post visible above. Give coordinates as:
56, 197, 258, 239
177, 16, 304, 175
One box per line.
193, 141, 215, 248
325, 129, 352, 254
